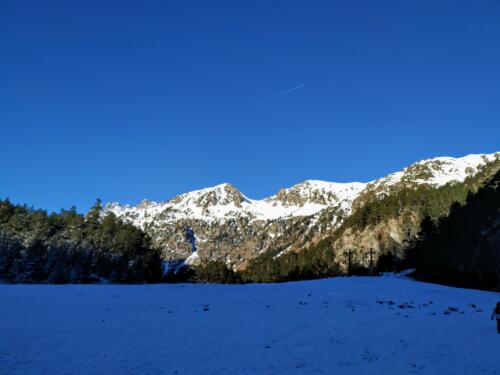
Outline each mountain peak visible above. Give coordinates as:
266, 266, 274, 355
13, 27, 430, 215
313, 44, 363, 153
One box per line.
369, 152, 499, 191
169, 183, 248, 210
268, 180, 367, 207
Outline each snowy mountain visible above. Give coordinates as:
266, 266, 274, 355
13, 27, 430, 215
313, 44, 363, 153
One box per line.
363, 153, 498, 195
107, 181, 366, 225
106, 152, 500, 270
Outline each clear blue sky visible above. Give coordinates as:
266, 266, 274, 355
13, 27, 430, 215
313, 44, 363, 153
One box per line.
1, 0, 499, 213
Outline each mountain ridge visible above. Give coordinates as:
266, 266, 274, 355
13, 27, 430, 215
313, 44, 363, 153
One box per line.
105, 152, 500, 270
108, 152, 498, 213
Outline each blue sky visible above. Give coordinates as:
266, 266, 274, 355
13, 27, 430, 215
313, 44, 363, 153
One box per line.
1, 0, 499, 212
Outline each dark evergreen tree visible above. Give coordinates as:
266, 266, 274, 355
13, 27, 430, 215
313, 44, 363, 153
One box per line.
406, 170, 500, 290
0, 198, 163, 284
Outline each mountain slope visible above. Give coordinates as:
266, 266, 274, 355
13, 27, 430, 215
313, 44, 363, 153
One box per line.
106, 152, 500, 271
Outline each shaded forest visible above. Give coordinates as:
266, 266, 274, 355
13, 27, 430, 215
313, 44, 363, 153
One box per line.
407, 169, 500, 290
0, 199, 163, 283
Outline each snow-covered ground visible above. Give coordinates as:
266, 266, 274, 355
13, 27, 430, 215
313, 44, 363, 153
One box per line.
1, 276, 499, 375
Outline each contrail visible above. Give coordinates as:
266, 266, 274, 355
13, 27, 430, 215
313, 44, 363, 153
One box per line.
264, 84, 304, 103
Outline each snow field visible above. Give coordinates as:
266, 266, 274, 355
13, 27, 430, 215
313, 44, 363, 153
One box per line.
1, 276, 499, 374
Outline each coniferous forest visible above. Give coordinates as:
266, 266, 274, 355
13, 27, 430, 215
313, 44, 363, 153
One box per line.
407, 169, 500, 290
0, 199, 163, 283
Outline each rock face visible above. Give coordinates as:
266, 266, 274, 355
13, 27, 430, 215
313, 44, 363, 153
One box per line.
331, 214, 422, 271
106, 153, 500, 270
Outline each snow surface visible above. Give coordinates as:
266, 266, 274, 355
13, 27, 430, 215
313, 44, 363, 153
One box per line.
1, 276, 499, 374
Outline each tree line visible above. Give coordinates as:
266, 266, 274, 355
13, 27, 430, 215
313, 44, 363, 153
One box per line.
0, 199, 163, 283
405, 169, 500, 290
